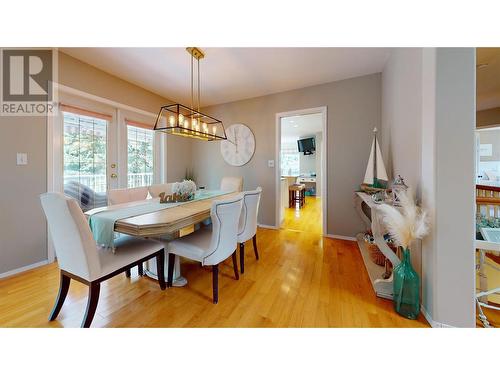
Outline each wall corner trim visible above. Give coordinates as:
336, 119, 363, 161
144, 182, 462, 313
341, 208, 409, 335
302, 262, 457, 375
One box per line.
421, 304, 456, 328
324, 234, 357, 241
257, 223, 279, 230
0, 260, 49, 279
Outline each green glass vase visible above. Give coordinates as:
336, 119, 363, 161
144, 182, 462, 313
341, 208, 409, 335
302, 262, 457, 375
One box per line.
393, 247, 420, 319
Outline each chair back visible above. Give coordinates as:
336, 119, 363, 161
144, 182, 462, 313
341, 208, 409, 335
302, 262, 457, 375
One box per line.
203, 195, 244, 265
149, 183, 174, 198
40, 192, 100, 281
238, 187, 262, 242
220, 176, 243, 192
108, 186, 149, 205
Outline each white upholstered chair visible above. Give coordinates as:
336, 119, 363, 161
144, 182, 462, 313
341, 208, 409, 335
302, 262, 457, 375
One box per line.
107, 186, 149, 205
167, 195, 244, 303
220, 176, 243, 192
40, 192, 166, 328
149, 183, 174, 198
237, 187, 262, 273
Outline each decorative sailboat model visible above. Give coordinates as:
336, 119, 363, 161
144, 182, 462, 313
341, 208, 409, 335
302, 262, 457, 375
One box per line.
360, 128, 389, 193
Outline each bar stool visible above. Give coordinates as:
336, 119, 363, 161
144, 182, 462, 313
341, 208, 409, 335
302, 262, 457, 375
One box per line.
289, 184, 305, 208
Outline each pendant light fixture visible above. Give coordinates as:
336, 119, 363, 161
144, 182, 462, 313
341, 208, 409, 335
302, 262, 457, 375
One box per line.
154, 47, 227, 141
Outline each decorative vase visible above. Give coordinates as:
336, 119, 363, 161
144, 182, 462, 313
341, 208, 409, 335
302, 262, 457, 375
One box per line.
392, 247, 420, 319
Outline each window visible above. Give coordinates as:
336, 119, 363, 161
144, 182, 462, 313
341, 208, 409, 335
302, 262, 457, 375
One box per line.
127, 124, 154, 188
62, 110, 108, 211
281, 141, 300, 176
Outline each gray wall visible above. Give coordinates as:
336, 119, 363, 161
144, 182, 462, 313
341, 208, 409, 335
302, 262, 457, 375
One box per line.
194, 73, 381, 236
0, 52, 190, 275
382, 47, 476, 327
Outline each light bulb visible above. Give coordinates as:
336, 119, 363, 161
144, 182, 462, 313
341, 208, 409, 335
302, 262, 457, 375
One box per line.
169, 115, 176, 126
212, 126, 216, 135
202, 122, 208, 133
184, 119, 189, 128
178, 113, 184, 124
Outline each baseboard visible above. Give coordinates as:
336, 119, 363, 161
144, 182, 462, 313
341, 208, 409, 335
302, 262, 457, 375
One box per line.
257, 223, 279, 230
0, 260, 49, 279
324, 234, 357, 241
421, 305, 455, 328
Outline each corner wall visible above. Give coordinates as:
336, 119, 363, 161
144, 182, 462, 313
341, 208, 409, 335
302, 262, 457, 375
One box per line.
382, 48, 476, 327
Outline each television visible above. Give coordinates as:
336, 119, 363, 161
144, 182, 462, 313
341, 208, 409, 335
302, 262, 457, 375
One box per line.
297, 137, 315, 155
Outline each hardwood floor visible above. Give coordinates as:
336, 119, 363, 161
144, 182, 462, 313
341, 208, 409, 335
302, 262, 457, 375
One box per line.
0, 197, 429, 328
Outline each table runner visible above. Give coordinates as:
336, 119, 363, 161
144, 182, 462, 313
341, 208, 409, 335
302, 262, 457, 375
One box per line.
88, 190, 230, 248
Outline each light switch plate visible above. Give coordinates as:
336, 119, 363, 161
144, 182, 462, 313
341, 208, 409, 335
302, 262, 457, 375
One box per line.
16, 153, 28, 165
268, 160, 275, 168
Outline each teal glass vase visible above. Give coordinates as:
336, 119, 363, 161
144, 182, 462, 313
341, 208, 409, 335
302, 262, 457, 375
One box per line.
392, 247, 420, 319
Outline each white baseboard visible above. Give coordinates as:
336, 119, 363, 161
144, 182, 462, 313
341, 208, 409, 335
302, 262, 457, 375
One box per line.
324, 234, 357, 241
257, 223, 279, 230
421, 305, 455, 328
0, 260, 49, 279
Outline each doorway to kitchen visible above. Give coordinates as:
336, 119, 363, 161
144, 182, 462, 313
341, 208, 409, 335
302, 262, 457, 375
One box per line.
275, 107, 327, 235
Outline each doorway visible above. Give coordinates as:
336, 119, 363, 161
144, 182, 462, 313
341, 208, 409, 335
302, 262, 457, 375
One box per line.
275, 107, 327, 235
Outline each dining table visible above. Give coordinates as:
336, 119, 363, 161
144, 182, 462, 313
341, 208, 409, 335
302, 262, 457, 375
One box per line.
84, 190, 239, 286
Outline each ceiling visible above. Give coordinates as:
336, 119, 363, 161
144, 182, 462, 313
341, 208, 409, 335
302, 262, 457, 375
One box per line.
477, 48, 500, 111
281, 113, 323, 142
61, 48, 391, 107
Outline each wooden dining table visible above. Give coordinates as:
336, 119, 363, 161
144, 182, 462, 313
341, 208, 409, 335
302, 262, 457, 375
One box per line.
84, 191, 240, 286
85, 191, 239, 237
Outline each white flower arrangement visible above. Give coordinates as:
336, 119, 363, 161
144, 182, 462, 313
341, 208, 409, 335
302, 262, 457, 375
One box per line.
377, 189, 429, 249
172, 179, 197, 198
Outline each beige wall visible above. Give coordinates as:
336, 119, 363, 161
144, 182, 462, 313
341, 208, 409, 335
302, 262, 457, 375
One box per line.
193, 73, 381, 236
0, 52, 191, 275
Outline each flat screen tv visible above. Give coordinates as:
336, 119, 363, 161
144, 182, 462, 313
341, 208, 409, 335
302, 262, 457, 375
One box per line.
297, 137, 315, 155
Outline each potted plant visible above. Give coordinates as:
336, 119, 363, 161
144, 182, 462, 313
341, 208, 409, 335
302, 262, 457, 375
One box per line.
377, 189, 429, 319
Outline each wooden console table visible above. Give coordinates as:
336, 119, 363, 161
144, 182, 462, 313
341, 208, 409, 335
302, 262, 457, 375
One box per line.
354, 192, 401, 300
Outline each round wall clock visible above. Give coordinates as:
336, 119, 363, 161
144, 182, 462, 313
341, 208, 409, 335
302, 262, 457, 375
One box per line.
220, 123, 256, 166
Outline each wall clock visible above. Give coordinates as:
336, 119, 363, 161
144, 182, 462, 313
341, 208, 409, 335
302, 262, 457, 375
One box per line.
220, 123, 256, 166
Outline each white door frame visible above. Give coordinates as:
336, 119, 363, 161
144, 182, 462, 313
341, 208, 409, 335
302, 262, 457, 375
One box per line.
46, 83, 165, 263
275, 106, 328, 234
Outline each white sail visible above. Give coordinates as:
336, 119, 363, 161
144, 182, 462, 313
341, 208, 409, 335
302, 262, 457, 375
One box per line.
363, 135, 388, 185
363, 139, 375, 184
375, 138, 388, 181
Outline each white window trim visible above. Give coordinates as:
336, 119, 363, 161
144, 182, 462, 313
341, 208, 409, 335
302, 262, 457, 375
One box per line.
47, 83, 167, 263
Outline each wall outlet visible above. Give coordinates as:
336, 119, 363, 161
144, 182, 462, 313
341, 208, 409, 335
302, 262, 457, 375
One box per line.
268, 160, 275, 168
16, 153, 28, 165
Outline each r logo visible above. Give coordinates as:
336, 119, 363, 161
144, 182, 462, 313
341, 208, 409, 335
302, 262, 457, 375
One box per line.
2, 49, 53, 102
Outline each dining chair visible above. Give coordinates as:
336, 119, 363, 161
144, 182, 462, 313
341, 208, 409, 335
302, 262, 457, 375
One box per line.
237, 187, 262, 274
149, 183, 174, 198
108, 186, 149, 205
167, 195, 244, 303
220, 176, 243, 192
107, 186, 150, 276
40, 192, 166, 328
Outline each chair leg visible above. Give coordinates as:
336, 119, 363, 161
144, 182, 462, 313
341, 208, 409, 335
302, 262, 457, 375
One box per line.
156, 250, 166, 290
138, 263, 144, 276
212, 264, 219, 304
49, 271, 71, 321
125, 269, 131, 278
239, 242, 245, 274
81, 282, 100, 328
167, 253, 175, 288
252, 234, 259, 260
231, 251, 239, 280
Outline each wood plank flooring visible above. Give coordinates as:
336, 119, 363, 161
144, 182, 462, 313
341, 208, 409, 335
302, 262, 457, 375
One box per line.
0, 197, 429, 327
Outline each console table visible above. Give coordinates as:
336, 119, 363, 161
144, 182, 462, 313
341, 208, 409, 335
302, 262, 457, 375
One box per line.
354, 192, 401, 300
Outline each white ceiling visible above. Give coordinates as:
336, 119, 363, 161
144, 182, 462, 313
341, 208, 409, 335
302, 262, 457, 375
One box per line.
61, 47, 391, 106
281, 113, 323, 143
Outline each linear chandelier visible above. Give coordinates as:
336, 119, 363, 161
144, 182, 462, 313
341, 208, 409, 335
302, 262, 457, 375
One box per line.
154, 47, 227, 141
